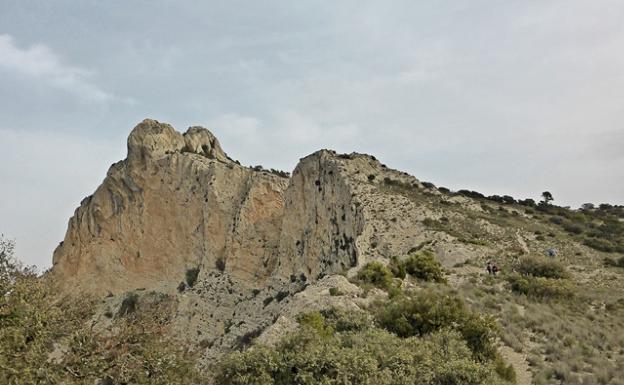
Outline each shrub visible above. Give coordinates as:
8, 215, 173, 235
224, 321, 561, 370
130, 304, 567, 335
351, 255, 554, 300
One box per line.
373, 290, 497, 361
584, 237, 616, 253
459, 315, 498, 361
457, 190, 486, 199
549, 216, 565, 225
507, 274, 574, 299
356, 261, 394, 290
118, 292, 139, 316
392, 251, 446, 283
320, 308, 372, 332
328, 287, 342, 296
297, 311, 334, 339
604, 256, 624, 268
185, 267, 200, 287
562, 222, 584, 235
495, 355, 517, 382
517, 256, 569, 279
214, 308, 510, 385
275, 291, 289, 302
215, 257, 226, 271
518, 198, 536, 207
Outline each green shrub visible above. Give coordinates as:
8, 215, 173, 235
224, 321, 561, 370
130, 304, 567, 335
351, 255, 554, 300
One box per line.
584, 237, 617, 253
373, 290, 497, 361
297, 311, 334, 339
215, 257, 226, 271
604, 256, 624, 268
214, 308, 511, 385
507, 274, 574, 299
356, 261, 394, 290
495, 355, 517, 382
328, 287, 342, 296
562, 222, 584, 235
517, 256, 568, 279
118, 292, 139, 316
392, 251, 446, 283
185, 267, 200, 287
459, 314, 499, 361
320, 308, 372, 332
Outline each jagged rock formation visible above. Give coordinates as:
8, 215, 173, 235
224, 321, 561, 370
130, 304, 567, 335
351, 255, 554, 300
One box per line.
52, 119, 289, 293
52, 119, 434, 295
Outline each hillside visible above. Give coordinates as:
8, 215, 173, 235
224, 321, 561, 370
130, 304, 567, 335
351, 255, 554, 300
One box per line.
2, 119, 624, 385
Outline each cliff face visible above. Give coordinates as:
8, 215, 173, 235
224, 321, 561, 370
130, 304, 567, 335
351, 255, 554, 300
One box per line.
51, 119, 289, 294
51, 119, 440, 296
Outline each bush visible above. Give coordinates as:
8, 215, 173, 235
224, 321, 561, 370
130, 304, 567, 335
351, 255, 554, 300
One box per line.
584, 237, 617, 253
215, 257, 226, 271
356, 261, 394, 290
495, 355, 517, 382
507, 274, 574, 299
328, 287, 342, 296
0, 237, 205, 385
118, 292, 139, 316
185, 267, 200, 287
320, 308, 372, 332
373, 290, 498, 361
214, 308, 511, 385
518, 198, 536, 207
517, 256, 569, 279
391, 251, 446, 283
562, 222, 584, 235
604, 256, 624, 268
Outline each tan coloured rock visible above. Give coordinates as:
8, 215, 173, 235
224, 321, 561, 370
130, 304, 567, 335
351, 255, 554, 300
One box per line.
51, 119, 288, 294
50, 119, 496, 295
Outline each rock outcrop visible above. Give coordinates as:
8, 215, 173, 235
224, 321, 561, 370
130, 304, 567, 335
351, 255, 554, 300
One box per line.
52, 119, 434, 295
52, 119, 288, 294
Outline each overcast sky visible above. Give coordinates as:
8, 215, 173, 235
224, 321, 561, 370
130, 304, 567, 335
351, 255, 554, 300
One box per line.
1, 1, 623, 268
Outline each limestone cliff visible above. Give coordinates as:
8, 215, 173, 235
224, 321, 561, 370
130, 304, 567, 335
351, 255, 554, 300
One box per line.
51, 119, 288, 294
51, 119, 455, 295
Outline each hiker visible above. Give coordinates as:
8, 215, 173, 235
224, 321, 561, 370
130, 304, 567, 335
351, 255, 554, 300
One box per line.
486, 261, 493, 275
492, 264, 500, 276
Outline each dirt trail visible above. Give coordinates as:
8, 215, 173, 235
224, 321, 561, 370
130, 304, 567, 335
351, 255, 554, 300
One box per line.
499, 345, 532, 385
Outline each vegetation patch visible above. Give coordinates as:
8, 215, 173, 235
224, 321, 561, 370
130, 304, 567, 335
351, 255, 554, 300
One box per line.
516, 256, 569, 279
185, 267, 200, 287
372, 289, 498, 361
355, 261, 395, 290
214, 303, 514, 385
390, 250, 447, 283
507, 274, 574, 299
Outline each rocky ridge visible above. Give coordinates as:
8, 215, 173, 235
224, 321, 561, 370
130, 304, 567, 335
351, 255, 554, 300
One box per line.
50, 119, 608, 375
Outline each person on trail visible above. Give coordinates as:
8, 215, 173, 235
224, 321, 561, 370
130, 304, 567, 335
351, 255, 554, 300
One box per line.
486, 261, 493, 275
492, 264, 500, 276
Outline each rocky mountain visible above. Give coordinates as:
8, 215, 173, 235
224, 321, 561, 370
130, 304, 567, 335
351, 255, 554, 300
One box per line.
51, 118, 437, 296
39, 119, 624, 384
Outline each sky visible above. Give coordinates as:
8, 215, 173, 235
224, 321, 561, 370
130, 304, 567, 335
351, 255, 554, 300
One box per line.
1, 1, 623, 268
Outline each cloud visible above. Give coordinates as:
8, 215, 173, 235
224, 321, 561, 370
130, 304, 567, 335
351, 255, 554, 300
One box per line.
0, 34, 121, 103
